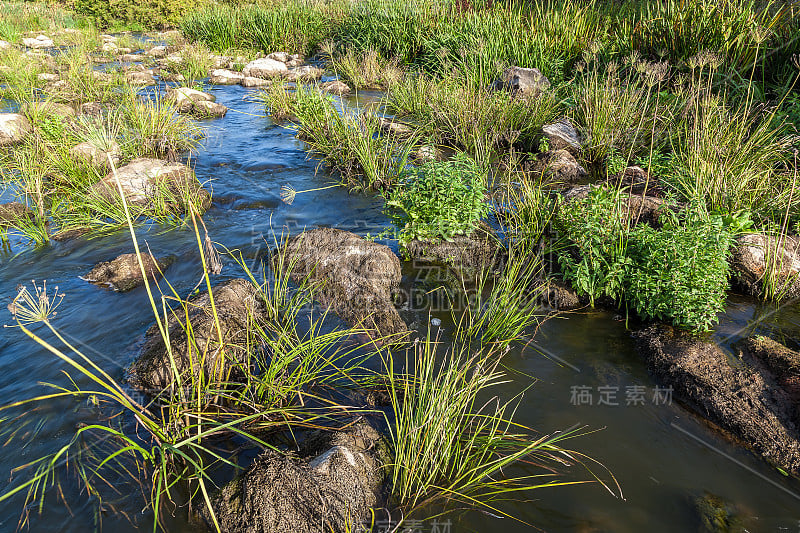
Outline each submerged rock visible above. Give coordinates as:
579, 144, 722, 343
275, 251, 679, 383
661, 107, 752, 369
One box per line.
0, 113, 32, 146
492, 66, 550, 97
404, 223, 505, 281
243, 58, 287, 79
693, 493, 745, 533
634, 325, 800, 476
320, 80, 351, 96
279, 228, 408, 340
81, 252, 170, 292
0, 202, 34, 226
91, 158, 210, 212
210, 68, 245, 85
22, 35, 53, 49
204, 422, 387, 533
542, 117, 583, 154
730, 233, 800, 300
129, 279, 262, 391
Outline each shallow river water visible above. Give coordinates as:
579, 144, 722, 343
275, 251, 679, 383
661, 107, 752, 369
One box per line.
1, 59, 800, 533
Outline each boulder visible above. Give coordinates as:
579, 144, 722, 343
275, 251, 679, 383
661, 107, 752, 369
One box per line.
146, 45, 167, 58
36, 72, 59, 82
730, 233, 800, 300
129, 279, 261, 391
320, 80, 351, 96
562, 185, 669, 227
285, 65, 323, 82
209, 68, 245, 85
542, 117, 583, 154
377, 116, 414, 137
0, 40, 11, 50
492, 66, 550, 97
243, 57, 287, 79
91, 158, 210, 212
241, 76, 272, 88
81, 252, 170, 292
205, 422, 387, 533
0, 202, 34, 226
119, 53, 143, 62
533, 149, 588, 184
266, 51, 290, 63
22, 35, 53, 49
0, 113, 32, 146
70, 141, 121, 167
167, 86, 216, 112
405, 223, 505, 281
80, 102, 104, 116
191, 99, 228, 118
126, 70, 155, 85
21, 101, 76, 121
634, 325, 800, 476
279, 228, 408, 340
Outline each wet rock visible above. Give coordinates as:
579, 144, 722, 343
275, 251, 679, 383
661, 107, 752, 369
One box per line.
146, 45, 167, 58
70, 141, 121, 167
285, 65, 323, 82
21, 101, 76, 121
405, 223, 505, 281
730, 233, 800, 300
210, 68, 245, 85
22, 35, 54, 49
204, 422, 387, 533
736, 336, 800, 422
0, 202, 34, 226
0, 113, 32, 146
91, 158, 210, 212
266, 51, 290, 63
320, 80, 350, 96
81, 252, 170, 292
241, 76, 272, 88
129, 279, 261, 391
243, 57, 288, 79
533, 149, 588, 184
634, 325, 800, 476
542, 117, 583, 154
192, 99, 228, 118
167, 86, 215, 112
693, 493, 745, 533
279, 228, 409, 340
126, 70, 155, 85
377, 116, 414, 137
492, 66, 550, 97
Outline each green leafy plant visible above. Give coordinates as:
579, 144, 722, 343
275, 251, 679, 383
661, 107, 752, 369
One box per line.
385, 154, 490, 246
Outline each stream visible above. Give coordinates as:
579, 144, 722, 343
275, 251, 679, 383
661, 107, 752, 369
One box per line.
1, 51, 800, 533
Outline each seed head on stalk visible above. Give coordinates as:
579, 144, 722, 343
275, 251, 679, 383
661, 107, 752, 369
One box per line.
7, 281, 64, 326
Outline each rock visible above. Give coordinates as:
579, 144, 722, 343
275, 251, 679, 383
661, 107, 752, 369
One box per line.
70, 141, 121, 167
81, 252, 170, 292
210, 54, 231, 69
126, 70, 155, 85
634, 325, 800, 476
158, 71, 185, 82
146, 45, 167, 58
167, 86, 215, 112
608, 166, 665, 197
533, 149, 588, 184
129, 279, 259, 391
561, 185, 669, 227
0, 202, 34, 226
730, 233, 800, 300
191, 99, 227, 118
241, 76, 272, 88
91, 158, 210, 212
542, 117, 583, 154
163, 53, 183, 65
285, 65, 323, 82
492, 66, 550, 97
242, 57, 288, 79
209, 68, 245, 85
413, 144, 440, 162
694, 493, 745, 533
100, 41, 119, 54
538, 277, 587, 310
205, 422, 386, 533
279, 228, 408, 340
80, 102, 104, 116
0, 113, 32, 146
21, 101, 76, 121
285, 59, 303, 68
0, 40, 11, 50
377, 116, 414, 137
22, 35, 54, 49
91, 70, 112, 82
320, 80, 351, 96
405, 223, 505, 281
266, 51, 290, 63
36, 72, 59, 82
99, 34, 117, 42
119, 53, 143, 62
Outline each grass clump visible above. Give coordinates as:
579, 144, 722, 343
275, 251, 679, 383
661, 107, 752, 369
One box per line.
385, 153, 490, 246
